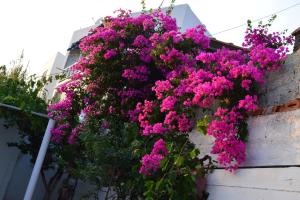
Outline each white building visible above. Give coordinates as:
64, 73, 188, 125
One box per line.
42, 52, 66, 100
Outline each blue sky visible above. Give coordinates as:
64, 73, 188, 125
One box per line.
0, 0, 299, 75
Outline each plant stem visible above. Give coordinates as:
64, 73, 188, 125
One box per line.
141, 0, 146, 13
158, 0, 165, 11
161, 137, 189, 181
167, 0, 176, 15
41, 170, 50, 200
105, 167, 115, 200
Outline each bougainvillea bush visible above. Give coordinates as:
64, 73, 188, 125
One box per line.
48, 9, 293, 199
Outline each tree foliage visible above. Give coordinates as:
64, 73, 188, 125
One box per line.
0, 53, 65, 200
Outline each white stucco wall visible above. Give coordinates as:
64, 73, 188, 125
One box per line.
43, 52, 66, 100
201, 109, 300, 199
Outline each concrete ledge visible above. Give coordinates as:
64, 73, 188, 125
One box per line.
207, 167, 300, 200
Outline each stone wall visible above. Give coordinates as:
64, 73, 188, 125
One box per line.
259, 49, 300, 107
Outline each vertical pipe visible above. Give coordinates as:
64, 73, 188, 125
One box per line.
24, 119, 55, 200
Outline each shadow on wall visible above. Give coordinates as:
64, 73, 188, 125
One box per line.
0, 119, 107, 200
0, 120, 63, 200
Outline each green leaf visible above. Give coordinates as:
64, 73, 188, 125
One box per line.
144, 180, 155, 198
145, 180, 155, 189
196, 115, 209, 135
189, 149, 199, 159
174, 155, 184, 167
160, 157, 168, 171
130, 139, 142, 148
166, 142, 173, 152
155, 178, 163, 190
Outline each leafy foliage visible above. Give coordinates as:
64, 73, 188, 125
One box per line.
0, 53, 65, 199
0, 54, 52, 166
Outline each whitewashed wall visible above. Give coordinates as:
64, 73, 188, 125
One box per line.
190, 109, 300, 199
43, 52, 66, 100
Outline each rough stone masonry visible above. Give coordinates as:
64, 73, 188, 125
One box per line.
259, 28, 300, 107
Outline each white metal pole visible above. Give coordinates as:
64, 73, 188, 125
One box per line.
24, 119, 55, 200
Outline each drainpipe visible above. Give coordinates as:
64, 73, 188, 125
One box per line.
23, 119, 55, 200
0, 103, 53, 200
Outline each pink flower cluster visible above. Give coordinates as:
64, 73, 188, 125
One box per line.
104, 49, 117, 59
243, 24, 293, 49
137, 98, 193, 137
207, 108, 245, 170
139, 139, 168, 176
238, 95, 258, 112
184, 25, 210, 48
122, 66, 149, 82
